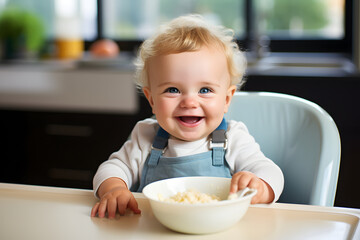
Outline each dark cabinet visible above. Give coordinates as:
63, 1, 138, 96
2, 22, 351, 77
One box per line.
26, 112, 134, 189
0, 97, 152, 189
1, 111, 28, 184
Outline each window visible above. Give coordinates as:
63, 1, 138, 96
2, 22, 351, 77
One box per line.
102, 0, 245, 40
99, 0, 350, 53
0, 0, 97, 40
251, 0, 351, 53
255, 0, 344, 39
0, 0, 352, 54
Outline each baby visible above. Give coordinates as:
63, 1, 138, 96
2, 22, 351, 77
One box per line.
91, 15, 284, 218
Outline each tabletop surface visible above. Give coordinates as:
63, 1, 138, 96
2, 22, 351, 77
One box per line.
0, 183, 359, 240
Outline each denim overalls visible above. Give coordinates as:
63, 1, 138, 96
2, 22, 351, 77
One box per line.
134, 118, 232, 192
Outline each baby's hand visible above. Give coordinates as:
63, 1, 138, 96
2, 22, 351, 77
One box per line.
230, 171, 275, 204
91, 178, 141, 218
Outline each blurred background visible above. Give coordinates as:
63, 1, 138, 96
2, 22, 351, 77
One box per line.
0, 0, 349, 58
0, 0, 359, 208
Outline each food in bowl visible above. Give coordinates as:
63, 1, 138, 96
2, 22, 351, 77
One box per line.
142, 176, 257, 234
158, 189, 220, 204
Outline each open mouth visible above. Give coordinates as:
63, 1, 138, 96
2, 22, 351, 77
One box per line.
177, 116, 204, 126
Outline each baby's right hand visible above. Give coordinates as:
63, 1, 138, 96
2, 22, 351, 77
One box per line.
91, 178, 141, 218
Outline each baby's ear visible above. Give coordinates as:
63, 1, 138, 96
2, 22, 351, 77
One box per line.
224, 85, 237, 113
143, 87, 155, 110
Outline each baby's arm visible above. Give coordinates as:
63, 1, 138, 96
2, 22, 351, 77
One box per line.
91, 120, 159, 218
230, 171, 275, 204
91, 177, 141, 218
226, 121, 284, 203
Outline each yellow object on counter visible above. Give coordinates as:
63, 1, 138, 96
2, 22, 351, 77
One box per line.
55, 38, 83, 59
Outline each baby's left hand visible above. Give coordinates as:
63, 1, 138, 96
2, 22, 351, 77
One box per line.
230, 171, 275, 204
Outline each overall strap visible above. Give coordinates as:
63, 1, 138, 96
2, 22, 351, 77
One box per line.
149, 118, 228, 167
210, 118, 228, 166
148, 127, 169, 167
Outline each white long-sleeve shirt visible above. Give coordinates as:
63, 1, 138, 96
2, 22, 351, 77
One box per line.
93, 118, 284, 201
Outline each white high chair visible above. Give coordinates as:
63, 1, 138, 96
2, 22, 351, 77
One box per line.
225, 92, 341, 206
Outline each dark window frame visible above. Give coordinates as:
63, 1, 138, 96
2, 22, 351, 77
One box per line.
86, 0, 353, 54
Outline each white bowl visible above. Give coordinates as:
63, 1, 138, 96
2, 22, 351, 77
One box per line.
142, 176, 257, 234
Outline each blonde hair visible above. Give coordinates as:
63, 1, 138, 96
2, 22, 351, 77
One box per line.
134, 14, 246, 89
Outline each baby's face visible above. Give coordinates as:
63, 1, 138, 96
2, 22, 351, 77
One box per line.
143, 46, 236, 141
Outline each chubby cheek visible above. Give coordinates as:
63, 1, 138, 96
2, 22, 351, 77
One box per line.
152, 98, 174, 116
204, 99, 227, 116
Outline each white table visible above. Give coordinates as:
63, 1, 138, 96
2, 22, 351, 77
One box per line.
0, 183, 359, 240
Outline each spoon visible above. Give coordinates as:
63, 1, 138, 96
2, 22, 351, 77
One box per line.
227, 187, 252, 200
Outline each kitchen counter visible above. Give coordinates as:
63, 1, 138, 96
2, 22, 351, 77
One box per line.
0, 183, 359, 240
0, 62, 138, 114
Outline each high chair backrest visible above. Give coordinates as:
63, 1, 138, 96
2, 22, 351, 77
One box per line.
225, 92, 341, 206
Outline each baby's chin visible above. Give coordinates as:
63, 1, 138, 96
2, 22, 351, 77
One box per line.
171, 131, 211, 142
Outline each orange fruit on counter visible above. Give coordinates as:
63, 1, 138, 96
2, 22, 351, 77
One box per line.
90, 39, 119, 58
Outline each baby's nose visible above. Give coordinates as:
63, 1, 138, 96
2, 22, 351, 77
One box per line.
180, 95, 199, 108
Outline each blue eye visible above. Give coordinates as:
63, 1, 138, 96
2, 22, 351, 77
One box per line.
166, 87, 179, 93
199, 88, 211, 94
